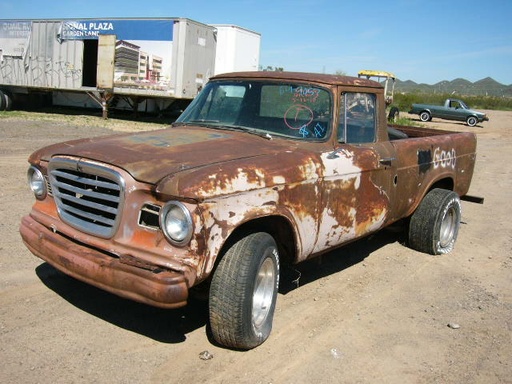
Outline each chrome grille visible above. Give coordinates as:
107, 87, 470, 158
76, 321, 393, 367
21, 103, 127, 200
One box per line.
48, 158, 124, 238
44, 175, 53, 196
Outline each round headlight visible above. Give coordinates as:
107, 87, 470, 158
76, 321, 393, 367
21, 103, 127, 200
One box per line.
27, 166, 47, 199
160, 201, 193, 246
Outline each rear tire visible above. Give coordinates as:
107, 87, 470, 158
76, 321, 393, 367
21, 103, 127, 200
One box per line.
408, 188, 461, 255
209, 232, 280, 349
420, 111, 431, 122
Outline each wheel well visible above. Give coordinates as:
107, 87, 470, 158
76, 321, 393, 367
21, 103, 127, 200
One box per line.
191, 215, 297, 295
219, 216, 297, 266
429, 178, 454, 192
406, 177, 454, 220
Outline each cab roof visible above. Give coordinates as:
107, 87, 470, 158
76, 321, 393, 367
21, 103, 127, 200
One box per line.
211, 71, 383, 89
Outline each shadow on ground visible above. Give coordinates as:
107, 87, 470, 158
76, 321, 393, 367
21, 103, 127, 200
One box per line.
36, 263, 208, 344
280, 226, 405, 293
36, 226, 405, 343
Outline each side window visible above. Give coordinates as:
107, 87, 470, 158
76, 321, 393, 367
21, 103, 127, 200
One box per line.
338, 92, 376, 143
451, 100, 461, 109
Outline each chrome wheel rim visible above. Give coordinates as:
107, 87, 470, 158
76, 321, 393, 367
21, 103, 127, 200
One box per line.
440, 206, 457, 248
252, 255, 276, 329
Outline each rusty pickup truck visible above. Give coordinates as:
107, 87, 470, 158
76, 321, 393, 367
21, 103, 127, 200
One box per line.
20, 71, 478, 349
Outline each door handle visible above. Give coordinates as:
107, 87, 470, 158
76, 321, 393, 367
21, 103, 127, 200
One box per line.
379, 157, 395, 166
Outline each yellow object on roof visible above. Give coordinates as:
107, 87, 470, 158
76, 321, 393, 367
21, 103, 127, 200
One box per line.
358, 70, 396, 80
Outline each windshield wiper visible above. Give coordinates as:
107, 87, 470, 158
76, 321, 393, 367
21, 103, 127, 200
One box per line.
172, 119, 221, 127
218, 124, 273, 140
174, 121, 273, 140
192, 122, 273, 140
189, 119, 221, 123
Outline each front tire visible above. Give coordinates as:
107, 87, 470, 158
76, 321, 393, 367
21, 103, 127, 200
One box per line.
408, 189, 461, 255
466, 116, 478, 127
209, 232, 280, 349
420, 111, 432, 122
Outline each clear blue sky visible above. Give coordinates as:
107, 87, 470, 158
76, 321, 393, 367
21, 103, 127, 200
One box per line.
1, 0, 511, 85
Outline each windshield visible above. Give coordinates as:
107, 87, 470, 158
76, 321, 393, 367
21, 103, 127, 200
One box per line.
176, 80, 332, 140
459, 100, 469, 109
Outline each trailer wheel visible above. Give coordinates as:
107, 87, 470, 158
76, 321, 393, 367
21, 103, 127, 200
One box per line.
408, 188, 461, 255
209, 232, 279, 350
0, 90, 6, 111
2, 91, 13, 111
419, 111, 431, 122
466, 116, 478, 127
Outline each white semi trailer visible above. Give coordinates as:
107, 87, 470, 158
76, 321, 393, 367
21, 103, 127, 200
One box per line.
0, 18, 260, 117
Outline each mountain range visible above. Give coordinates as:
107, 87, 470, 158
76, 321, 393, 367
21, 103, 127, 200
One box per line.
395, 77, 512, 97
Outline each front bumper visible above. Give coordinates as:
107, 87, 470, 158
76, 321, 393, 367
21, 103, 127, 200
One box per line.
20, 214, 189, 309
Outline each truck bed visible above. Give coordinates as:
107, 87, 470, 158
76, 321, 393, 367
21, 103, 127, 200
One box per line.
389, 124, 459, 139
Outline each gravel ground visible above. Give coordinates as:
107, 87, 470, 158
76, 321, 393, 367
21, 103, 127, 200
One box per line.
0, 108, 510, 384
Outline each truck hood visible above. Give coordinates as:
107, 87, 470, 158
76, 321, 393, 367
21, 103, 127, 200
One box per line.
30, 126, 309, 190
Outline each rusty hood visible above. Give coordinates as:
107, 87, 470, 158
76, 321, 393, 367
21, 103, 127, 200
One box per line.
30, 126, 324, 199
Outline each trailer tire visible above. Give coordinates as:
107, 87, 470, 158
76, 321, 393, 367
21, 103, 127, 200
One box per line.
466, 116, 478, 127
0, 90, 6, 111
420, 111, 431, 122
408, 188, 461, 255
209, 232, 279, 350
2, 91, 13, 111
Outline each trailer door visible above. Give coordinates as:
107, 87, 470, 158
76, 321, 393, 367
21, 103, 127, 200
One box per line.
95, 34, 116, 89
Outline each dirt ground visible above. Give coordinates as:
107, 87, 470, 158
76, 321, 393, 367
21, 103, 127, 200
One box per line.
0, 108, 510, 384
